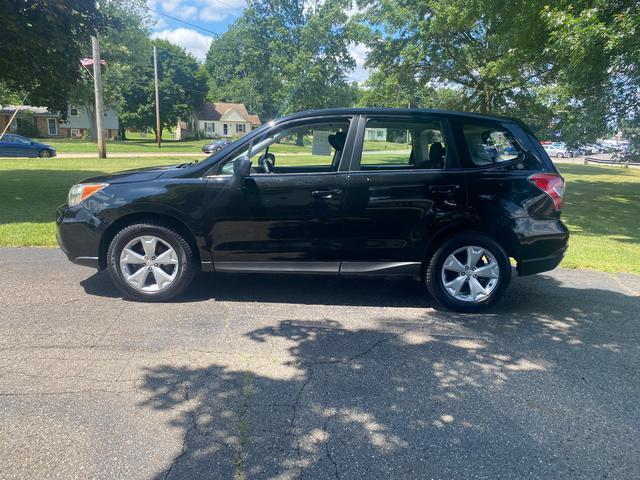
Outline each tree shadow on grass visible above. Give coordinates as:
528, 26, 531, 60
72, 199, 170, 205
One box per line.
137, 273, 640, 479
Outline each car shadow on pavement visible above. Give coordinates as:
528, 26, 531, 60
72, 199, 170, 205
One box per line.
81, 270, 437, 308
134, 273, 639, 479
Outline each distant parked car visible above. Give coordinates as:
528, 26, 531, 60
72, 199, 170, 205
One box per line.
543, 143, 573, 158
202, 140, 232, 154
0, 134, 56, 158
574, 145, 595, 156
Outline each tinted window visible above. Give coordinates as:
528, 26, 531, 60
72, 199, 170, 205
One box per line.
462, 124, 522, 166
12, 135, 31, 145
218, 120, 350, 175
359, 118, 447, 170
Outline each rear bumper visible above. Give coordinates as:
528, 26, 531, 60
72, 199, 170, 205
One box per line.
517, 246, 566, 276
513, 218, 569, 276
56, 204, 105, 269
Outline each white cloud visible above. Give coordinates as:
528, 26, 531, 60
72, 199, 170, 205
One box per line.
197, 0, 246, 23
347, 42, 370, 83
151, 28, 214, 61
159, 0, 182, 12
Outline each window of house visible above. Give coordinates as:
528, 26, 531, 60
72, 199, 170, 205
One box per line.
223, 124, 228, 135
205, 122, 214, 135
70, 128, 81, 138
236, 124, 245, 134
462, 124, 523, 166
218, 120, 350, 175
47, 118, 58, 136
358, 118, 447, 170
70, 108, 79, 116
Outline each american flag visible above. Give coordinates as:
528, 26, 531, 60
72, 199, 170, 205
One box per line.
80, 58, 107, 67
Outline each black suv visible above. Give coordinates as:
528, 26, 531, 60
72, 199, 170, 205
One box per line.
57, 108, 568, 311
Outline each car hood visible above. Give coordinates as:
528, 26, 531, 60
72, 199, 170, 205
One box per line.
82, 164, 179, 184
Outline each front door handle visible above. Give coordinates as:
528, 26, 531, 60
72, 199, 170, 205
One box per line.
429, 184, 461, 194
312, 189, 342, 200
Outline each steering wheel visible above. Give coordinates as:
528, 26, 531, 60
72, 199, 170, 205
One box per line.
258, 152, 275, 173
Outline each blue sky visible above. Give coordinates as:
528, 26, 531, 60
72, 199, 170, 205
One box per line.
146, 0, 369, 82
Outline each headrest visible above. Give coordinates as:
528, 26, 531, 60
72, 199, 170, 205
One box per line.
328, 131, 347, 151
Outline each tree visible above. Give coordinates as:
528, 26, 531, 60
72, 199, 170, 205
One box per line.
120, 40, 207, 137
363, 0, 640, 144
543, 0, 640, 145
68, 0, 153, 139
0, 0, 105, 113
364, 0, 554, 114
205, 0, 361, 122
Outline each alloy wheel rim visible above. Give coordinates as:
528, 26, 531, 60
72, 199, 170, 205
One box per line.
440, 245, 500, 302
119, 235, 179, 292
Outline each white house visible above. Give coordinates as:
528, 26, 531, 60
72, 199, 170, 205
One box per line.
175, 102, 261, 140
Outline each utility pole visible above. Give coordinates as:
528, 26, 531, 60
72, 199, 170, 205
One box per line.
91, 35, 106, 158
153, 46, 161, 148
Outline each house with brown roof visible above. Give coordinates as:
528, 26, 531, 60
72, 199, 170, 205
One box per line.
0, 105, 119, 139
175, 102, 261, 140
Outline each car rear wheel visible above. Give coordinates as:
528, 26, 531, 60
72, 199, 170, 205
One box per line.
39, 149, 52, 158
106, 222, 197, 302
425, 233, 511, 312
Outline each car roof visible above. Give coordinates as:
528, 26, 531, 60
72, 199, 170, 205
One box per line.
270, 107, 522, 125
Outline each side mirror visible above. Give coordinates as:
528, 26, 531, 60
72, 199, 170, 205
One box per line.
233, 156, 252, 178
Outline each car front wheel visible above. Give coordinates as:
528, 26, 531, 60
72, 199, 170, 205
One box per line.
106, 222, 197, 301
39, 149, 52, 158
425, 233, 511, 312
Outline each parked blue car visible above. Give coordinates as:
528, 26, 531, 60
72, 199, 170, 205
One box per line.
0, 134, 56, 158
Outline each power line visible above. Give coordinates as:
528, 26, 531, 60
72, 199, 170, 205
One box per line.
134, 1, 222, 37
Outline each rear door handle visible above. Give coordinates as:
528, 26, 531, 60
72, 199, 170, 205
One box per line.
429, 184, 461, 193
312, 189, 342, 200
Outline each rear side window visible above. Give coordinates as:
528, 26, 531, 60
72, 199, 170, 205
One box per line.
358, 118, 447, 171
462, 124, 523, 166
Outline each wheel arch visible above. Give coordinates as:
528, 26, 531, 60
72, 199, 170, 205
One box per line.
422, 221, 518, 272
98, 212, 202, 270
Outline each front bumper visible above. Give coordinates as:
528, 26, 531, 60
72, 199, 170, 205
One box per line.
56, 204, 105, 269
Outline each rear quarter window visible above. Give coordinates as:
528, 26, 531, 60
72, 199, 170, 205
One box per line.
462, 124, 523, 166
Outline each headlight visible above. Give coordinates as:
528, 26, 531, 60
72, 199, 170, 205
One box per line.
68, 183, 108, 207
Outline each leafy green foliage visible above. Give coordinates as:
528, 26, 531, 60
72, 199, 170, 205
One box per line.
119, 39, 207, 135
205, 0, 360, 121
0, 0, 106, 113
361, 0, 640, 144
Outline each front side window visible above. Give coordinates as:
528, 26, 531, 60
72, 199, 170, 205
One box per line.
218, 120, 350, 175
462, 124, 522, 166
13, 135, 31, 145
358, 118, 447, 170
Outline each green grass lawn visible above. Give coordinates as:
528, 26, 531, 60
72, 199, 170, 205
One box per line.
43, 136, 409, 155
1, 158, 638, 274
557, 164, 640, 273
46, 137, 205, 153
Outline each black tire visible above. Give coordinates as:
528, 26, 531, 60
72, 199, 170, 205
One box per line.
425, 233, 511, 312
106, 222, 197, 302
39, 149, 52, 158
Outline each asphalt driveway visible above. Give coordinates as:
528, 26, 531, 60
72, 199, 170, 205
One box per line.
1, 248, 639, 479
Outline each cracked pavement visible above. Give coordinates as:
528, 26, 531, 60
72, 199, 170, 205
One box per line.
1, 248, 639, 479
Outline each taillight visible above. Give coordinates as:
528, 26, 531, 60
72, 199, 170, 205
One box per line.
528, 173, 565, 211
